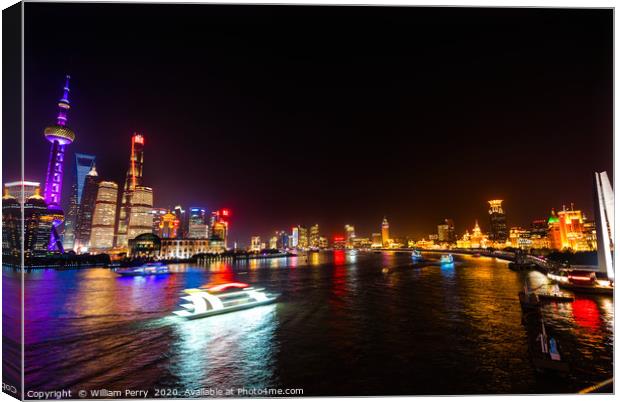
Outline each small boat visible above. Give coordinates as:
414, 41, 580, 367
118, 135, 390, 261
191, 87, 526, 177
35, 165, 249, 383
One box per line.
411, 250, 423, 260
440, 254, 454, 264
537, 285, 574, 303
115, 262, 170, 276
530, 318, 569, 374
173, 282, 277, 319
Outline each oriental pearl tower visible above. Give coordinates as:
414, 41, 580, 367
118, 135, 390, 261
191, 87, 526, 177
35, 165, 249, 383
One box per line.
43, 75, 75, 251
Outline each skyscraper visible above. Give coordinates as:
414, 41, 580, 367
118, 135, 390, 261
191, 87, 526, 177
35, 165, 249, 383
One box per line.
188, 207, 209, 239
309, 224, 320, 249
64, 153, 96, 250
381, 217, 390, 247
127, 186, 154, 241
250, 236, 261, 252
298, 226, 308, 249
151, 208, 168, 236
74, 165, 99, 252
91, 181, 119, 251
43, 75, 75, 251
437, 219, 456, 243
488, 200, 508, 243
116, 133, 145, 247
210, 209, 230, 248
593, 171, 614, 280
174, 206, 188, 238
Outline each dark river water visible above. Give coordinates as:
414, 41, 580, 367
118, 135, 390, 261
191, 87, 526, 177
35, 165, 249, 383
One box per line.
2, 251, 614, 396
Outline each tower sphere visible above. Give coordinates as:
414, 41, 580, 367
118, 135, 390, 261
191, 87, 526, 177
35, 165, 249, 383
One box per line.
44, 125, 75, 145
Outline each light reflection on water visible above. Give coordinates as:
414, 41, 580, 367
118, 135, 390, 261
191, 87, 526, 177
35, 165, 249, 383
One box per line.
171, 304, 278, 391
3, 250, 613, 395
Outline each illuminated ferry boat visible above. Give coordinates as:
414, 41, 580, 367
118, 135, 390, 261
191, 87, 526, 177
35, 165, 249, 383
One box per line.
411, 250, 423, 260
173, 282, 278, 319
547, 270, 613, 295
440, 254, 454, 264
115, 262, 169, 276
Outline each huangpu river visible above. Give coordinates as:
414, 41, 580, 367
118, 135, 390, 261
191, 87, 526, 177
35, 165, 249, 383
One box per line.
3, 251, 614, 396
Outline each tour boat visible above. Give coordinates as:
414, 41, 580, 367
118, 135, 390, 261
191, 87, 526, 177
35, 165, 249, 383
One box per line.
548, 269, 613, 295
411, 250, 423, 260
440, 254, 454, 264
173, 282, 278, 319
115, 262, 170, 276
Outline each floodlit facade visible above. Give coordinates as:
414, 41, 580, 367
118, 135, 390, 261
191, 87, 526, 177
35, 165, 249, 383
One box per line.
90, 181, 118, 250
556, 204, 591, 251
159, 210, 180, 239
4, 181, 40, 203
381, 217, 390, 247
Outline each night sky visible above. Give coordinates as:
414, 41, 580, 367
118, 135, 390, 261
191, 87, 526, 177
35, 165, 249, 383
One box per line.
14, 4, 613, 245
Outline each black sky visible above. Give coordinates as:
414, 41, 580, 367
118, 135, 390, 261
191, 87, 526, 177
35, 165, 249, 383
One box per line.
16, 4, 613, 244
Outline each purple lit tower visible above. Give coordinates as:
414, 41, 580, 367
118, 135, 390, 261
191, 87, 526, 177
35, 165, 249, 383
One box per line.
43, 75, 75, 251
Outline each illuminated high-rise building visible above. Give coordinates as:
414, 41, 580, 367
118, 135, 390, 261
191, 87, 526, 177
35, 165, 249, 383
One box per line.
91, 181, 118, 251
556, 204, 591, 251
188, 207, 209, 239
381, 217, 390, 247
488, 200, 508, 243
64, 153, 96, 250
290, 227, 299, 248
151, 208, 168, 236
276, 230, 289, 250
2, 189, 21, 259
593, 171, 614, 280
43, 75, 76, 251
127, 186, 154, 241
309, 224, 320, 249
269, 236, 278, 250
116, 133, 145, 247
174, 205, 188, 238
159, 210, 180, 239
4, 181, 40, 203
319, 236, 328, 249
345, 225, 356, 248
250, 236, 261, 252
74, 165, 99, 252
210, 209, 230, 248
23, 189, 55, 258
298, 226, 308, 249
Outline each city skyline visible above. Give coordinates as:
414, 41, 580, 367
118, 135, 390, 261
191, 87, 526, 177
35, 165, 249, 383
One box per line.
10, 4, 613, 243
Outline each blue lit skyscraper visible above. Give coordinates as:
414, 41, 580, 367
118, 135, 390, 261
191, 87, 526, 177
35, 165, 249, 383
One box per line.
64, 153, 96, 250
